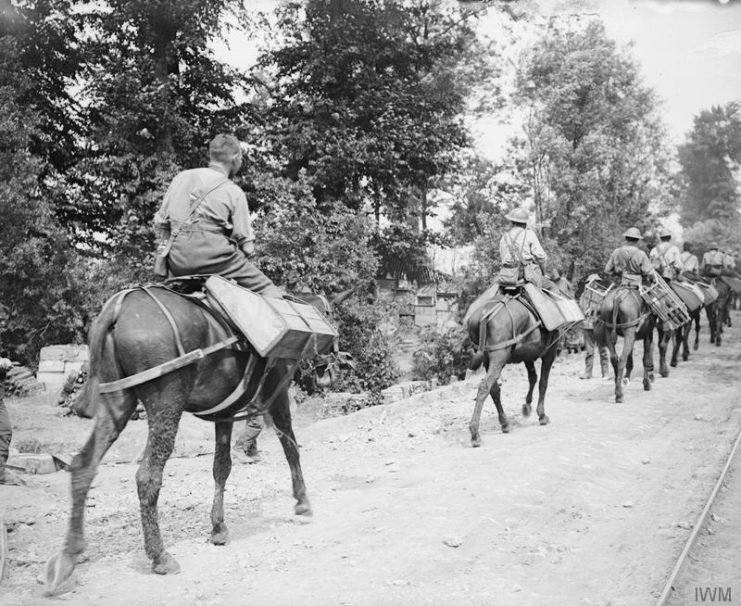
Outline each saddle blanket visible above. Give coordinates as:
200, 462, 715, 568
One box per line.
523, 284, 585, 331
671, 281, 703, 312
695, 282, 718, 305
205, 276, 337, 359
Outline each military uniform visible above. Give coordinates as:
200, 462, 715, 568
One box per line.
579, 276, 609, 379
680, 250, 699, 276
650, 240, 683, 282
0, 357, 22, 484
701, 247, 724, 277
605, 245, 653, 287
155, 162, 282, 297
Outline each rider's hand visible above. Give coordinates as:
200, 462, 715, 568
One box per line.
0, 358, 13, 371
241, 241, 255, 257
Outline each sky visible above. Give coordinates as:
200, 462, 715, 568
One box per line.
215, 0, 741, 154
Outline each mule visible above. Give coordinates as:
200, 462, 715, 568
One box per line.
466, 292, 561, 447
706, 278, 731, 346
45, 285, 321, 594
596, 286, 657, 403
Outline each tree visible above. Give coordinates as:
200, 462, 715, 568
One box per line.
69, 0, 252, 253
254, 0, 486, 224
513, 20, 673, 278
678, 103, 741, 228
0, 32, 87, 363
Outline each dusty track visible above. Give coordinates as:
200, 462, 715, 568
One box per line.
2, 312, 741, 606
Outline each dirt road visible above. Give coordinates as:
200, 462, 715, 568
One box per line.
3, 314, 741, 606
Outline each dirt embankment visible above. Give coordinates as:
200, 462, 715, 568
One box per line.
3, 315, 741, 606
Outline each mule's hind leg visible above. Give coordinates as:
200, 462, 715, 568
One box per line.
269, 374, 311, 516
46, 389, 137, 595
210, 421, 233, 545
694, 312, 701, 351
491, 381, 510, 433
522, 360, 537, 418
536, 349, 556, 425
470, 355, 506, 448
135, 386, 185, 576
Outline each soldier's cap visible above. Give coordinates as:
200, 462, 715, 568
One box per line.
623, 227, 642, 240
505, 207, 529, 224
709, 241, 718, 249
209, 134, 242, 157
658, 227, 672, 239
586, 273, 601, 283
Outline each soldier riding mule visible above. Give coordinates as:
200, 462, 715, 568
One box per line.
45, 282, 333, 595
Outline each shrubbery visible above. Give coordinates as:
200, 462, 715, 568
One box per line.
412, 324, 474, 385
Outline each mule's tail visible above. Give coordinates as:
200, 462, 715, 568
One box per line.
73, 293, 123, 418
469, 314, 489, 371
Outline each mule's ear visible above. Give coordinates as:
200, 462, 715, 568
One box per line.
331, 287, 355, 307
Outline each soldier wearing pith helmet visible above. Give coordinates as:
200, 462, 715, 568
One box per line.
498, 207, 548, 287
649, 227, 683, 284
605, 227, 654, 287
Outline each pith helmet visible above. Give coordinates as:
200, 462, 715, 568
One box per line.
709, 241, 718, 250
505, 207, 529, 224
658, 227, 671, 239
586, 273, 601, 283
623, 227, 642, 240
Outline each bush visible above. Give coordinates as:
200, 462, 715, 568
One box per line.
412, 324, 474, 385
332, 298, 399, 400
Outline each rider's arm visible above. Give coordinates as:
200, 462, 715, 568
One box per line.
527, 231, 548, 272
605, 252, 617, 276
230, 190, 256, 257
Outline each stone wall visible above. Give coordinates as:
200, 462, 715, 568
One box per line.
37, 344, 89, 390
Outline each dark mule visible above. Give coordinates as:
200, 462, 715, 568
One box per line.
669, 282, 704, 365
596, 287, 656, 403
707, 279, 731, 346
466, 294, 561, 447
46, 286, 314, 594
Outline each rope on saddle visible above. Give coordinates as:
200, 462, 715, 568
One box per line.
601, 288, 650, 341
476, 294, 543, 353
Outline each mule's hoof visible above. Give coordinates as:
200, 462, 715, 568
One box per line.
44, 552, 77, 596
471, 436, 481, 448
622, 377, 630, 386
210, 524, 229, 546
670, 360, 678, 368
693, 344, 699, 351
501, 424, 511, 434
649, 372, 655, 382
615, 395, 623, 403
643, 380, 652, 391
522, 404, 532, 418
539, 415, 550, 426
660, 370, 669, 378
152, 551, 181, 575
295, 501, 313, 516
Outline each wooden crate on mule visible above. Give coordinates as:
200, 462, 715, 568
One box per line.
205, 276, 337, 360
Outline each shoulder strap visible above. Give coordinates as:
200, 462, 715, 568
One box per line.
159, 177, 230, 258
504, 229, 527, 264
169, 177, 230, 241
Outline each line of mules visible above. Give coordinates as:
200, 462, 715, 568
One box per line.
42, 271, 740, 596
464, 272, 739, 442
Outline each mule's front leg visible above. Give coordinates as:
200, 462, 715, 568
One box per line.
523, 360, 537, 418
270, 389, 312, 516
536, 350, 556, 425
211, 422, 233, 545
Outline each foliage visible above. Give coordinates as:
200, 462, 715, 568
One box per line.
372, 223, 450, 283
68, 0, 251, 253
332, 299, 399, 397
252, 174, 379, 294
0, 36, 87, 363
255, 0, 486, 222
412, 324, 473, 384
677, 103, 741, 229
512, 20, 673, 280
